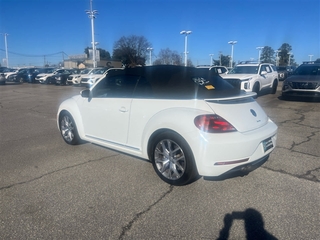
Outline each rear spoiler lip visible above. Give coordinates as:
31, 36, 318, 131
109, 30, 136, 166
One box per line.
204, 92, 257, 103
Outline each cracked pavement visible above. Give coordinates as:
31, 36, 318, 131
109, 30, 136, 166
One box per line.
256, 96, 320, 183
0, 83, 319, 239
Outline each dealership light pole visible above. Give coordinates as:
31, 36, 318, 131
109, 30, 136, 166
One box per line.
86, 0, 98, 68
209, 54, 214, 66
288, 52, 292, 66
228, 41, 237, 68
1, 33, 9, 67
180, 30, 192, 66
147, 47, 153, 65
256, 46, 264, 63
275, 50, 281, 66
308, 55, 313, 61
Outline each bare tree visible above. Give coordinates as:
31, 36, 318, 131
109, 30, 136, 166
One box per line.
153, 48, 183, 65
112, 35, 151, 67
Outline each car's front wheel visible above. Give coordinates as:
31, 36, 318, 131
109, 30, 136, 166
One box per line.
150, 131, 198, 186
59, 112, 81, 145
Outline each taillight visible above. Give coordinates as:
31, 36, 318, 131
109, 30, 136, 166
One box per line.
194, 114, 236, 133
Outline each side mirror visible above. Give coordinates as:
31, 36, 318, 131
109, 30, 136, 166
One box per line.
260, 71, 267, 75
81, 89, 91, 98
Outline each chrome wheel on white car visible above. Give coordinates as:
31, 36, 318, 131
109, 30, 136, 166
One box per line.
151, 132, 198, 185
59, 112, 81, 145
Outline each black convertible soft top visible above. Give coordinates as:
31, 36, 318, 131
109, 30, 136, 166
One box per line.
95, 65, 242, 99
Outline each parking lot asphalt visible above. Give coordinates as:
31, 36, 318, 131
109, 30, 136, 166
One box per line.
0, 82, 319, 239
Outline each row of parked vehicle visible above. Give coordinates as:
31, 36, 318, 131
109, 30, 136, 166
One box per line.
0, 66, 110, 87
198, 61, 319, 99
1, 62, 319, 100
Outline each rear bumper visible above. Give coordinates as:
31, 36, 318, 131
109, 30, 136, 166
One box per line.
189, 119, 277, 177
203, 154, 269, 180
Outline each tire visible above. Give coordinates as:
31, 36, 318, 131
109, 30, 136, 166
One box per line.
150, 131, 198, 186
59, 112, 81, 145
252, 82, 260, 97
271, 80, 278, 94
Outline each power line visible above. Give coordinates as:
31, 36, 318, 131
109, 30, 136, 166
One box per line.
0, 49, 66, 57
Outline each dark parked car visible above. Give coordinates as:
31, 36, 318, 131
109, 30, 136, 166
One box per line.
0, 73, 5, 85
55, 69, 79, 85
282, 62, 320, 99
8, 68, 42, 83
0, 67, 9, 73
277, 66, 288, 81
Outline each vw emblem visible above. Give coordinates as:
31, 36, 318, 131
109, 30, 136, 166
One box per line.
250, 109, 257, 117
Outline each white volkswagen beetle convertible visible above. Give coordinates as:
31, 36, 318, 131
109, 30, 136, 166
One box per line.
57, 65, 277, 185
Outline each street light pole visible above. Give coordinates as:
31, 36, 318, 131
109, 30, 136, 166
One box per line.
228, 41, 237, 68
288, 52, 292, 66
1, 33, 9, 67
276, 50, 281, 66
308, 55, 313, 61
219, 51, 222, 66
209, 54, 214, 66
86, 0, 98, 68
180, 30, 192, 66
147, 47, 153, 65
256, 46, 264, 64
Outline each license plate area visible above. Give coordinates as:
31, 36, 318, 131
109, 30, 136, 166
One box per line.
262, 137, 273, 152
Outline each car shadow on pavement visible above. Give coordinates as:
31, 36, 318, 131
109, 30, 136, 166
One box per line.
216, 208, 278, 240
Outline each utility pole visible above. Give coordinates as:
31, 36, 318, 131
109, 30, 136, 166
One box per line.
180, 30, 192, 67
86, 0, 98, 68
256, 47, 264, 64
1, 33, 9, 67
147, 47, 153, 65
209, 54, 214, 66
228, 41, 237, 68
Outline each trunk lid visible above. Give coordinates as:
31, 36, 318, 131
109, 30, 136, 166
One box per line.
205, 94, 269, 132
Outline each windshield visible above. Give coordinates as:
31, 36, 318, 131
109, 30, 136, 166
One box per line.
91, 68, 107, 74
80, 69, 91, 74
230, 66, 259, 74
294, 65, 320, 75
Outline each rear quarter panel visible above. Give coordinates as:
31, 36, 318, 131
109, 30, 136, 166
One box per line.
127, 99, 213, 159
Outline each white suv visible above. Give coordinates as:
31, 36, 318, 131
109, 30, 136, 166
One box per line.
222, 63, 278, 96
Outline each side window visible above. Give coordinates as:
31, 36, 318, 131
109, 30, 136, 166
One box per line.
265, 66, 271, 73
134, 77, 153, 98
260, 65, 265, 74
92, 74, 139, 98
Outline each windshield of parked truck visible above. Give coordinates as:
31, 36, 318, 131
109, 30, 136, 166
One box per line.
230, 66, 259, 74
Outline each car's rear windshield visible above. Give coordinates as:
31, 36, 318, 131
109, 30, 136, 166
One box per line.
294, 65, 320, 75
94, 66, 241, 99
